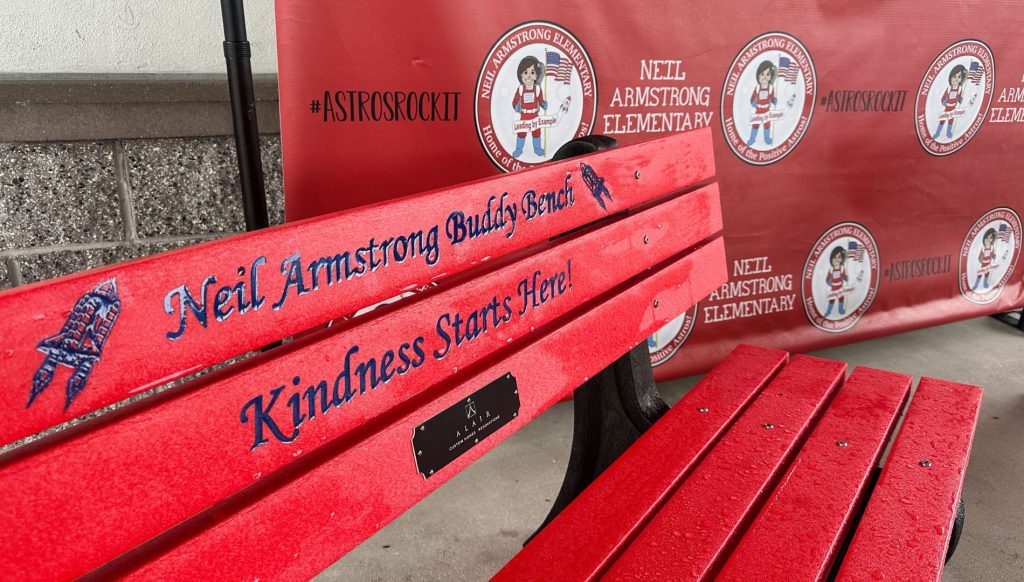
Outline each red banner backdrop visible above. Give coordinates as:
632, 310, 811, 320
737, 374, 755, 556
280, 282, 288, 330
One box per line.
275, 1, 1024, 379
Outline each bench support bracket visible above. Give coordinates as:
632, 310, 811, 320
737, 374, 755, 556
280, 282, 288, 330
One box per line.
526, 134, 667, 543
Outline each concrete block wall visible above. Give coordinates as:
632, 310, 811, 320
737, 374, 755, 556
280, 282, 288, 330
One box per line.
0, 135, 284, 289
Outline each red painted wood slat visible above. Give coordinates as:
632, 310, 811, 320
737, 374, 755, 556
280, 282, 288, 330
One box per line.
835, 377, 982, 582
492, 344, 788, 582
0, 129, 715, 447
0, 186, 722, 580
113, 239, 727, 581
603, 355, 847, 581
717, 367, 913, 582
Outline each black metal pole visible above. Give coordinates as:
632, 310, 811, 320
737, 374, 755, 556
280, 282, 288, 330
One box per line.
221, 0, 270, 232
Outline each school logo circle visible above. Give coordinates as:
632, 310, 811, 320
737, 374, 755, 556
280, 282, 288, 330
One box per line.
915, 40, 995, 156
958, 208, 1021, 304
475, 22, 598, 173
647, 303, 699, 367
721, 32, 816, 165
802, 223, 880, 333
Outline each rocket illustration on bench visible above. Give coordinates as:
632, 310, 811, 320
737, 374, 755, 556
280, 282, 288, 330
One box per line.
28, 279, 121, 410
580, 162, 612, 210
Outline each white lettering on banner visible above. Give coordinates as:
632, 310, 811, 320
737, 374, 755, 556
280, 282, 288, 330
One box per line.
990, 107, 1024, 123
991, 79, 1024, 123
603, 58, 715, 135
640, 60, 687, 81
703, 256, 797, 324
997, 86, 1024, 102
602, 112, 714, 134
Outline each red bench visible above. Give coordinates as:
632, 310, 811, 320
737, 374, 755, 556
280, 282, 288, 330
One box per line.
0, 130, 722, 579
497, 345, 981, 581
0, 129, 980, 581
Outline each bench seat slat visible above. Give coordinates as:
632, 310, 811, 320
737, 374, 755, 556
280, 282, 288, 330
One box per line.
717, 367, 912, 582
836, 377, 982, 582
108, 237, 727, 581
603, 355, 846, 581
493, 344, 787, 582
0, 185, 722, 580
0, 129, 715, 448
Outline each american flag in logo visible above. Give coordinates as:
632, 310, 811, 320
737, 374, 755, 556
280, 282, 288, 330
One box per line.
545, 51, 573, 85
778, 56, 798, 84
848, 241, 866, 262
546, 51, 561, 73
998, 223, 1012, 242
967, 61, 983, 85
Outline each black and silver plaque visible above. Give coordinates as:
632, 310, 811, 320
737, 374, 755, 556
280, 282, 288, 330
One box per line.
412, 373, 520, 479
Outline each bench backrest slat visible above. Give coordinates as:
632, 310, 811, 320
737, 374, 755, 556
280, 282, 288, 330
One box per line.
717, 367, 913, 581
104, 238, 727, 580
494, 344, 789, 582
836, 377, 983, 582
0, 129, 714, 447
604, 355, 847, 580
0, 183, 722, 580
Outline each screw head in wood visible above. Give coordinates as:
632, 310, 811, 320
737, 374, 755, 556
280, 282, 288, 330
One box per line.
763, 422, 774, 429
919, 459, 932, 468
698, 406, 709, 413
634, 170, 641, 179
836, 440, 848, 447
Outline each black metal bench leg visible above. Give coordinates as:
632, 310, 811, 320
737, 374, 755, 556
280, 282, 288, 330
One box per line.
990, 309, 1024, 331
526, 342, 667, 543
946, 498, 965, 563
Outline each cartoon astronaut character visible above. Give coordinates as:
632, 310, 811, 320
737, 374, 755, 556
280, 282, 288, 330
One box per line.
972, 227, 1000, 290
933, 64, 966, 140
511, 56, 548, 158
824, 246, 849, 317
747, 60, 778, 146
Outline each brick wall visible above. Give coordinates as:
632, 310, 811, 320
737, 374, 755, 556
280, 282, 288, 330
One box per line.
0, 135, 284, 289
